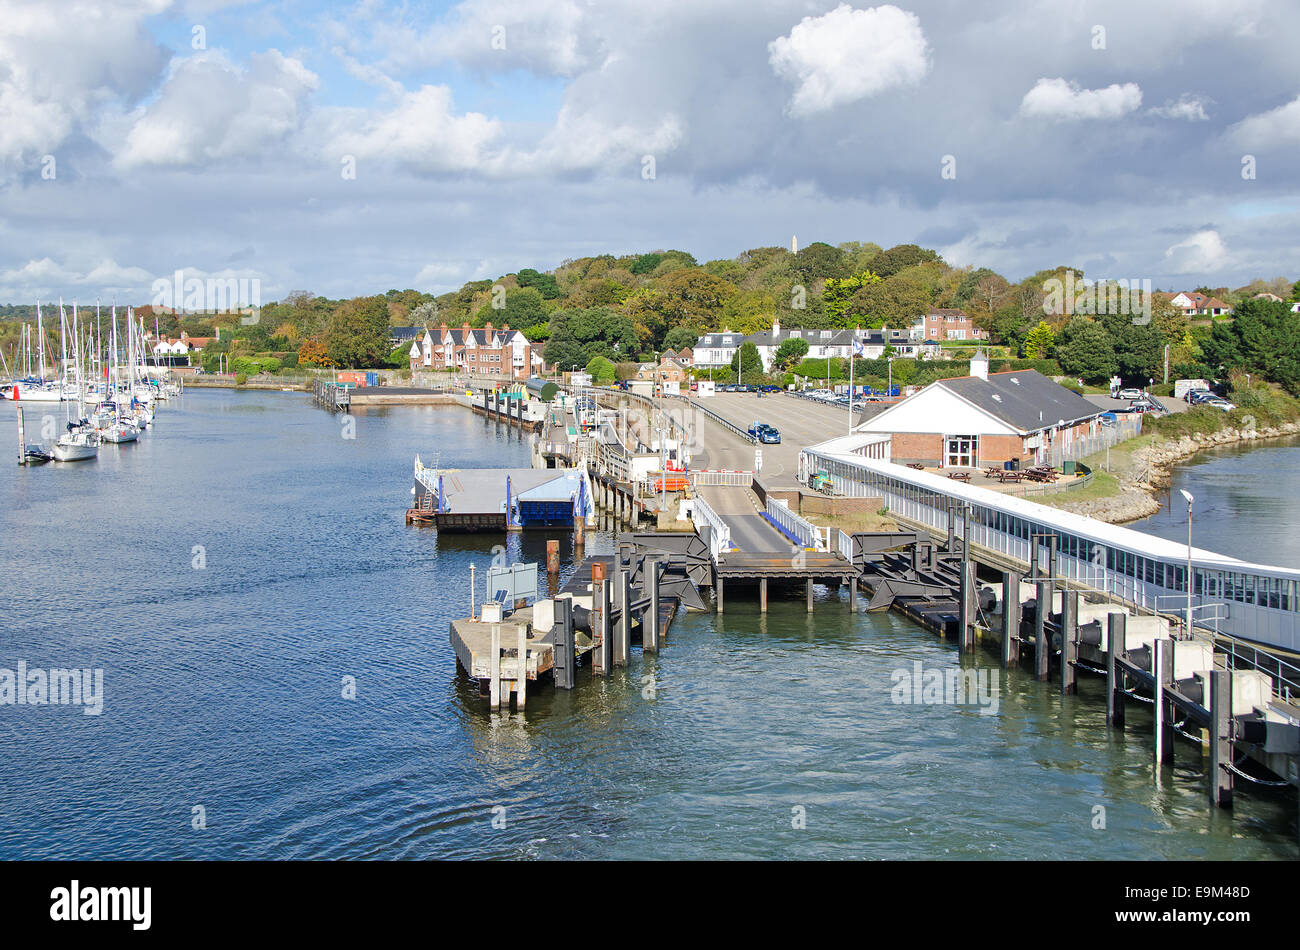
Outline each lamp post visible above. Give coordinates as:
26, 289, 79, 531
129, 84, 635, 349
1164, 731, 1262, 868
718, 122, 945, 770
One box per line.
1180, 488, 1194, 639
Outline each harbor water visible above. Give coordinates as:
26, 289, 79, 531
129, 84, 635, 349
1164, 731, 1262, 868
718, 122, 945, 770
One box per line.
1, 389, 1294, 859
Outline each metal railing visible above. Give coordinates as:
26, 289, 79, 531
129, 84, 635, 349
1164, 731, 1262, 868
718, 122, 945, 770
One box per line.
765, 498, 826, 550
690, 470, 755, 487
691, 494, 732, 557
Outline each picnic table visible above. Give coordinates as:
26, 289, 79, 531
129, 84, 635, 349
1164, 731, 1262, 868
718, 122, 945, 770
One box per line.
947, 471, 971, 482
997, 470, 1025, 484
983, 466, 1003, 479
906, 463, 925, 470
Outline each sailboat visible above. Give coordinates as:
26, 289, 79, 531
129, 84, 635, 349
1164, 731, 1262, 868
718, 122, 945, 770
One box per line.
51, 300, 99, 462
12, 303, 65, 401
96, 309, 138, 444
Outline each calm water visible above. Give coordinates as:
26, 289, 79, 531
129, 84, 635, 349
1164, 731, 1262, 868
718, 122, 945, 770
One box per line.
1132, 435, 1300, 569
0, 390, 1293, 859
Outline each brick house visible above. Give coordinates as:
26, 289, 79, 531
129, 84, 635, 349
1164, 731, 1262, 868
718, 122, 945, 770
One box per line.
855, 352, 1105, 468
637, 357, 688, 384
408, 322, 537, 378
915, 307, 988, 342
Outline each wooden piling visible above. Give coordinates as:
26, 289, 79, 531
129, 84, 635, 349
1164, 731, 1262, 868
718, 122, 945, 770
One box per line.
716, 575, 724, 613
16, 407, 25, 466
1035, 579, 1051, 682
806, 577, 814, 613
1002, 571, 1020, 669
1106, 613, 1126, 728
1209, 669, 1234, 808
1061, 589, 1078, 695
760, 577, 767, 613
1153, 638, 1173, 766
546, 539, 560, 575
848, 574, 858, 610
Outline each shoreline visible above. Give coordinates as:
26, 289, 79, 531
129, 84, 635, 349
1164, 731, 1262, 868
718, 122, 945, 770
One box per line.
1053, 420, 1300, 525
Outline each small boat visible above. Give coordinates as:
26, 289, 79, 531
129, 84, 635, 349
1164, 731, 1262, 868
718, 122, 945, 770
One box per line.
22, 444, 52, 465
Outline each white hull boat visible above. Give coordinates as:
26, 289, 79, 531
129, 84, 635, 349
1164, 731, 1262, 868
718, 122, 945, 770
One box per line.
51, 431, 100, 461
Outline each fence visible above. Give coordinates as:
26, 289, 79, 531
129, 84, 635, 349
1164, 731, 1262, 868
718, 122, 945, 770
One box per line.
1043, 413, 1143, 467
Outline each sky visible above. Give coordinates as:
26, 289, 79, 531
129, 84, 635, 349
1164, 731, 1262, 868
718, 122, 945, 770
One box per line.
1, 0, 1298, 305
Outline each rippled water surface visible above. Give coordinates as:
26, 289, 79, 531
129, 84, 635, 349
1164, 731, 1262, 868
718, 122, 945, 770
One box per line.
0, 390, 1293, 859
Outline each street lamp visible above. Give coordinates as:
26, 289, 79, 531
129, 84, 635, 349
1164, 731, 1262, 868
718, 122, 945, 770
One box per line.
1179, 488, 1194, 639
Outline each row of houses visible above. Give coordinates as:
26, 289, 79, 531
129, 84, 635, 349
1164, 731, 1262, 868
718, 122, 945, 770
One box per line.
695, 311, 985, 372
402, 323, 542, 379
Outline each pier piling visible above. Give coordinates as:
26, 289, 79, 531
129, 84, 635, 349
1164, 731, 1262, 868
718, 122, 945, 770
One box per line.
1035, 579, 1051, 682
516, 624, 527, 710
645, 559, 661, 654
1209, 670, 1234, 808
1153, 638, 1171, 766
1002, 571, 1020, 669
760, 577, 767, 613
489, 624, 502, 710
716, 576, 724, 613
614, 570, 631, 668
806, 577, 814, 613
554, 595, 576, 689
546, 539, 560, 575
959, 562, 976, 654
1061, 590, 1078, 695
1106, 613, 1127, 728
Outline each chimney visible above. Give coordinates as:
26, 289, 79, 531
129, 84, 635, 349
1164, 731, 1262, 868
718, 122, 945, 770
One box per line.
772, 316, 780, 336
971, 349, 989, 381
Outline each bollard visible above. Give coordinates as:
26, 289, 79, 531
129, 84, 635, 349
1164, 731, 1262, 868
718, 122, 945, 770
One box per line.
546, 539, 560, 575
1106, 613, 1127, 728
1002, 571, 1020, 669
1060, 590, 1078, 695
1035, 579, 1051, 682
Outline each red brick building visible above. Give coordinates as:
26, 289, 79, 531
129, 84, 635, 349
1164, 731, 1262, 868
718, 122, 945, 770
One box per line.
408, 322, 539, 378
917, 307, 988, 342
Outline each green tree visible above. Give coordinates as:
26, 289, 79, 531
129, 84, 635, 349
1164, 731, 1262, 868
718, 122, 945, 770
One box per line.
585, 355, 617, 385
729, 341, 764, 382
844, 274, 929, 329
327, 295, 390, 367
773, 336, 809, 370
1054, 317, 1115, 382
790, 242, 849, 286
868, 243, 941, 278
474, 286, 549, 330
1022, 320, 1056, 359
822, 271, 882, 324
662, 326, 699, 352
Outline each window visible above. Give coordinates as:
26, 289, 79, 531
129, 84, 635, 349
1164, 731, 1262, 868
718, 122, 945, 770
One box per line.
945, 435, 978, 468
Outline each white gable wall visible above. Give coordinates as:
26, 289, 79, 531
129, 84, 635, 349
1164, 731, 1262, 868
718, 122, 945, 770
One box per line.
855, 384, 1019, 436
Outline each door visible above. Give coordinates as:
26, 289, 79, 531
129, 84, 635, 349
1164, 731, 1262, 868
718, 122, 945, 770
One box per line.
945, 434, 977, 468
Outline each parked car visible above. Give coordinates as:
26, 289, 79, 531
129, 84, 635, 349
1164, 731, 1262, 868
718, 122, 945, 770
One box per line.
689, 381, 698, 391
1184, 388, 1212, 403
759, 426, 781, 444
1130, 399, 1165, 414
1206, 398, 1236, 411
1117, 387, 1143, 400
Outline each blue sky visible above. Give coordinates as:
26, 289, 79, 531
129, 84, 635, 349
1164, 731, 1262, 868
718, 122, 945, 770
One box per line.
0, 0, 1297, 304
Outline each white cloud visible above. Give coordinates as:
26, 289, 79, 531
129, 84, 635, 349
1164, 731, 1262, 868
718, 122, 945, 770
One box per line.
0, 256, 153, 301
1149, 94, 1210, 121
375, 0, 599, 77
1230, 94, 1300, 147
1018, 77, 1142, 121
115, 50, 318, 170
768, 3, 930, 117
1163, 229, 1231, 273
320, 84, 501, 173
0, 0, 170, 162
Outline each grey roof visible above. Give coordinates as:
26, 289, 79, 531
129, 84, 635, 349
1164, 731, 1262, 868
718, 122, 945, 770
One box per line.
390, 326, 424, 341
697, 332, 746, 347
939, 370, 1103, 433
